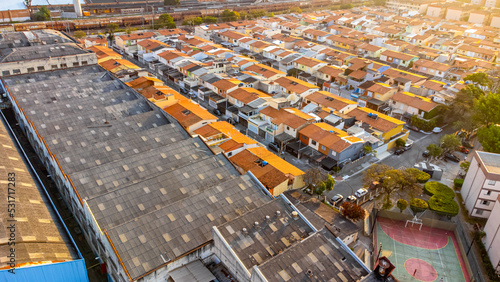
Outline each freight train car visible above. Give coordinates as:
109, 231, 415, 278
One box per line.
14, 22, 47, 31
122, 16, 144, 26
99, 18, 123, 28
73, 19, 101, 30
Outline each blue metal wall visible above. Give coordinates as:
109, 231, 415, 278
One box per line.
0, 259, 88, 282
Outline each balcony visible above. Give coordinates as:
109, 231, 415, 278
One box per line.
248, 114, 269, 127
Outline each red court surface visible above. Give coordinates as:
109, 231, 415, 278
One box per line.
376, 217, 470, 282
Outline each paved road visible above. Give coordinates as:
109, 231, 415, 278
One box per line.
326, 127, 456, 202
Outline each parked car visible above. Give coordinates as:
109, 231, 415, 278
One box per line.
346, 195, 357, 202
268, 142, 280, 153
462, 141, 474, 149
422, 150, 430, 158
408, 125, 419, 132
457, 146, 469, 154
330, 194, 344, 205
394, 148, 405, 155
404, 143, 413, 151
432, 127, 443, 134
212, 109, 222, 116
354, 188, 368, 198
180, 88, 189, 94
445, 153, 460, 163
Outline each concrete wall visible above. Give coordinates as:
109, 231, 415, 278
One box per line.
483, 198, 500, 274
212, 226, 251, 282
461, 157, 493, 218
0, 53, 97, 76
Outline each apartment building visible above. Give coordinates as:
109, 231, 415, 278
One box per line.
461, 151, 500, 219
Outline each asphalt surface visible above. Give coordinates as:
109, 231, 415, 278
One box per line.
326, 126, 458, 203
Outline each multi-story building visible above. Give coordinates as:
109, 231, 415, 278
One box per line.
0, 30, 96, 76
483, 196, 500, 274
461, 151, 500, 218
386, 0, 431, 13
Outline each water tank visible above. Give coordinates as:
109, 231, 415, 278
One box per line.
262, 161, 268, 166
368, 112, 373, 117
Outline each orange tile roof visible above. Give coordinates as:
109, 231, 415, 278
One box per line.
274, 76, 319, 94
246, 64, 285, 79
87, 45, 121, 60
247, 147, 304, 176
164, 101, 217, 128
117, 32, 155, 41
391, 92, 437, 112
346, 107, 405, 133
305, 91, 356, 111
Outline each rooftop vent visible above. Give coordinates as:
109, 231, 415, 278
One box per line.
291, 211, 299, 219
276, 211, 281, 216
254, 221, 259, 227
306, 270, 313, 277
265, 215, 271, 222
242, 228, 248, 235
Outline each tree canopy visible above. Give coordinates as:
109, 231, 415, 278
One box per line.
426, 143, 443, 159
341, 202, 365, 221
157, 14, 176, 29
220, 9, 240, 22
440, 134, 461, 153
33, 6, 50, 21
478, 126, 500, 153
73, 30, 86, 39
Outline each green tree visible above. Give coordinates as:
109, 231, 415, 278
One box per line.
363, 146, 375, 155
107, 23, 119, 33
395, 138, 406, 148
183, 16, 203, 26
340, 3, 353, 9
363, 164, 391, 187
460, 161, 471, 172
316, 174, 335, 200
164, 0, 180, 5
446, 85, 485, 131
220, 9, 240, 22
374, 0, 386, 5
157, 14, 176, 29
341, 202, 365, 221
473, 92, 500, 127
397, 199, 409, 213
478, 126, 500, 153
426, 143, 443, 159
203, 16, 217, 23
33, 6, 51, 21
289, 7, 302, 13
464, 72, 492, 90
304, 167, 328, 190
440, 134, 461, 153
73, 30, 86, 39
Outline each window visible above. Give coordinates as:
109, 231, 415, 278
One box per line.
481, 200, 490, 206
488, 180, 496, 185
321, 145, 326, 150
227, 152, 232, 157
13, 69, 20, 74
60, 63, 67, 68
73, 62, 79, 67
286, 126, 290, 130
51, 65, 58, 69
2, 70, 10, 76
37, 66, 45, 71
475, 209, 483, 215
27, 67, 35, 73
485, 190, 491, 196
302, 135, 307, 140
82, 61, 88, 65
311, 140, 317, 145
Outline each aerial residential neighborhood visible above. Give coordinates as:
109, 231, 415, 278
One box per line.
1, 0, 500, 281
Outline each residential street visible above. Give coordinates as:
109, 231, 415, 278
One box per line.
326, 126, 462, 202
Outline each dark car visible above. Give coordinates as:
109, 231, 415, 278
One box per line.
394, 148, 405, 155
180, 88, 189, 94
212, 109, 222, 116
422, 150, 430, 158
462, 141, 474, 149
268, 142, 280, 153
445, 153, 460, 162
457, 146, 469, 154
408, 125, 419, 132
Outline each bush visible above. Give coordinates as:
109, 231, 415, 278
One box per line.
407, 168, 431, 183
428, 195, 459, 216
424, 181, 455, 199
454, 178, 464, 189
410, 198, 428, 213
397, 199, 408, 213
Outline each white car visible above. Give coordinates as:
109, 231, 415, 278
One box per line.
433, 127, 443, 134
346, 195, 357, 202
354, 188, 368, 198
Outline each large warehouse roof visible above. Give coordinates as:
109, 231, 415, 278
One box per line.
2, 65, 271, 280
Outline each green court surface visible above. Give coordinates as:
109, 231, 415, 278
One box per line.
376, 217, 469, 282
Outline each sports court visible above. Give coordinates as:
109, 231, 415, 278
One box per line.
375, 217, 470, 282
